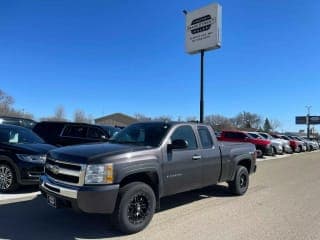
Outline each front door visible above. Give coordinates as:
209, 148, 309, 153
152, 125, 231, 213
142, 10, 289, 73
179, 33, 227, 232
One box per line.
162, 125, 202, 196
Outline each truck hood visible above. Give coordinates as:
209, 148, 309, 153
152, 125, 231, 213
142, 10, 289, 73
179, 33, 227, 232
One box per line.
48, 143, 153, 164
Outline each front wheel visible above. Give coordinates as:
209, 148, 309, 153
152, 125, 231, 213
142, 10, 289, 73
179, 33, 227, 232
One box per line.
112, 182, 156, 234
0, 163, 18, 192
229, 166, 249, 196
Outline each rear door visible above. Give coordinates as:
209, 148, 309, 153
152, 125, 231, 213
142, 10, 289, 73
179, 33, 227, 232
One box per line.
162, 125, 202, 196
197, 126, 222, 186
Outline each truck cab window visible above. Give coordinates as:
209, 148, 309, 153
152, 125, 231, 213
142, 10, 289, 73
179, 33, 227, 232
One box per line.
171, 126, 198, 150
198, 127, 213, 148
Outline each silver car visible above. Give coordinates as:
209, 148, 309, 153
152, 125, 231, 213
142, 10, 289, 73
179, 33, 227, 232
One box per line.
295, 136, 319, 151
248, 132, 282, 155
259, 132, 292, 154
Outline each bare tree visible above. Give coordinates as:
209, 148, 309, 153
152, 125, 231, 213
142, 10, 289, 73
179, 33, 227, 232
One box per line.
74, 109, 93, 123
205, 114, 234, 131
54, 106, 66, 120
0, 89, 34, 119
0, 89, 14, 115
231, 111, 262, 129
270, 119, 281, 131
185, 116, 198, 122
40, 105, 67, 121
153, 115, 172, 121
133, 113, 151, 121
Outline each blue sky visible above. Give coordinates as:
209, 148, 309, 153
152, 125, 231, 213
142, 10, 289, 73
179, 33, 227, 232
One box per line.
1, 0, 320, 132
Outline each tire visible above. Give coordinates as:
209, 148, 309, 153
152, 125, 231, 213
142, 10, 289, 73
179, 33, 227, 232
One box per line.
0, 163, 19, 192
229, 166, 249, 196
112, 182, 156, 234
272, 147, 276, 156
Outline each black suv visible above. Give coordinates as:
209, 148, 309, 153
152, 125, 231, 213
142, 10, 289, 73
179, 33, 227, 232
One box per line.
33, 121, 119, 146
0, 124, 55, 192
0, 116, 37, 129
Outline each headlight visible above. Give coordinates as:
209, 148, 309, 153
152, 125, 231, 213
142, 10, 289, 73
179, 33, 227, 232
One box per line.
17, 154, 46, 164
85, 163, 113, 184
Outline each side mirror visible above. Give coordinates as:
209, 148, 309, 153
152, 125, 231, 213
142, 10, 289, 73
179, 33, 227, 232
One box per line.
168, 139, 188, 151
244, 137, 249, 141
101, 135, 107, 139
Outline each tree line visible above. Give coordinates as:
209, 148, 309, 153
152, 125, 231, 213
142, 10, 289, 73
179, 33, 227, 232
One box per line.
0, 89, 92, 123
0, 89, 281, 132
133, 112, 281, 132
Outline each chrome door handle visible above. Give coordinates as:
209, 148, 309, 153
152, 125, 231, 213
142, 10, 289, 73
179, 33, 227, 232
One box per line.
192, 155, 202, 160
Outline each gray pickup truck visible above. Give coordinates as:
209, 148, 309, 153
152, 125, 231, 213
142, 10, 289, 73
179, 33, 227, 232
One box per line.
39, 121, 257, 234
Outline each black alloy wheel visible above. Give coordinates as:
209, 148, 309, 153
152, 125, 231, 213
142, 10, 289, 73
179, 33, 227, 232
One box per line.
113, 182, 156, 234
229, 165, 249, 196
127, 193, 149, 225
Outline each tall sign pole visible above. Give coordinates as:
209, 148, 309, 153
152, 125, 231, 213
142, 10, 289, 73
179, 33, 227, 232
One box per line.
306, 105, 312, 138
200, 50, 204, 123
185, 3, 222, 123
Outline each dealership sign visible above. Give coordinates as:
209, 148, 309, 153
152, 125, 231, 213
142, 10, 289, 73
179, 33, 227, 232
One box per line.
296, 116, 320, 125
185, 3, 222, 54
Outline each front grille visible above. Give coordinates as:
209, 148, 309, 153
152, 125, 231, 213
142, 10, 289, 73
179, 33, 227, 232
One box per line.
46, 159, 81, 171
45, 157, 86, 186
46, 171, 79, 183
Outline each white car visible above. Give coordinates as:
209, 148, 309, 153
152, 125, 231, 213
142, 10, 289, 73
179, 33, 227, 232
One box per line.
297, 136, 319, 151
260, 132, 293, 154
248, 132, 283, 155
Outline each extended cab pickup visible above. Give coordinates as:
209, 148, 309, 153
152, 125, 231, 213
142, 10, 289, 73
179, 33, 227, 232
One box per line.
39, 122, 257, 234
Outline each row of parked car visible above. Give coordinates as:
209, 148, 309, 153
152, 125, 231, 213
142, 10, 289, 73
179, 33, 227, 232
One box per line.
217, 130, 319, 157
0, 116, 319, 193
0, 116, 120, 192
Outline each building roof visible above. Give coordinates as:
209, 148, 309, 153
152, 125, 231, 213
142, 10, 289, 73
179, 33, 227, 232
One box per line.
94, 113, 138, 126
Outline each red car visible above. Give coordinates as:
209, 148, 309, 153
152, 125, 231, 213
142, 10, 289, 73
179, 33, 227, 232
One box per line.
218, 130, 273, 157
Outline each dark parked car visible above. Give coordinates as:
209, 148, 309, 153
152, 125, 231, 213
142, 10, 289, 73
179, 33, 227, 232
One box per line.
0, 124, 55, 192
0, 116, 37, 129
33, 121, 119, 147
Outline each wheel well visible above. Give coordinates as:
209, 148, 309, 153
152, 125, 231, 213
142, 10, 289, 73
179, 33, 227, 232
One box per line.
238, 159, 251, 173
120, 172, 159, 198
0, 160, 12, 167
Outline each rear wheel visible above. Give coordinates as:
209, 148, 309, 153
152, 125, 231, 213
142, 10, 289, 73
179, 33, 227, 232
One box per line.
0, 163, 18, 192
272, 146, 276, 156
112, 182, 156, 234
229, 166, 249, 196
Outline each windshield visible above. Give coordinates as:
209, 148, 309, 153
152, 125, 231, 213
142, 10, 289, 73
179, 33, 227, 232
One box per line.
0, 118, 37, 129
109, 122, 171, 147
293, 136, 303, 141
281, 135, 290, 140
0, 127, 44, 144
248, 133, 261, 139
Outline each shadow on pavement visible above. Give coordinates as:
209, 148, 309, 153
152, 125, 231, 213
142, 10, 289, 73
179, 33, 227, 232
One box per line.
13, 185, 39, 194
0, 195, 122, 240
0, 185, 234, 239
160, 184, 233, 212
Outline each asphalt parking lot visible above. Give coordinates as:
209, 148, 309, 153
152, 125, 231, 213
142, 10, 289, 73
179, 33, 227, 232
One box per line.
1, 151, 320, 240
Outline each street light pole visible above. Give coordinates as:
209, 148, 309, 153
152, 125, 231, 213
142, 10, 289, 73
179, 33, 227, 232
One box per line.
306, 105, 312, 138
